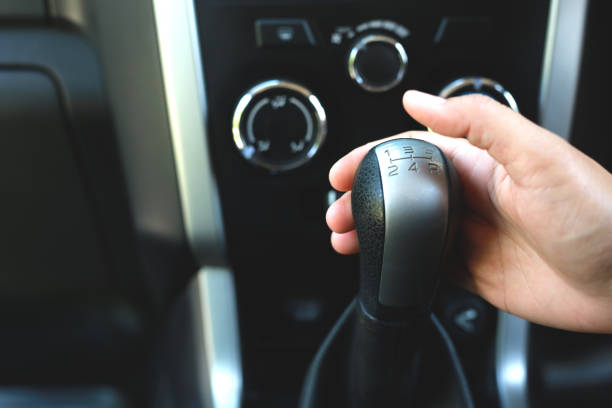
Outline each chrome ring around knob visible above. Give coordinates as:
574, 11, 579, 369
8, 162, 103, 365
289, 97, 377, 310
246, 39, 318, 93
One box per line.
348, 34, 408, 93
438, 77, 519, 113
232, 79, 327, 172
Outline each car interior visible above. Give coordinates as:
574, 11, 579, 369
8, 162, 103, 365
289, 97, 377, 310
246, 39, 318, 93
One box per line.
1, 0, 611, 407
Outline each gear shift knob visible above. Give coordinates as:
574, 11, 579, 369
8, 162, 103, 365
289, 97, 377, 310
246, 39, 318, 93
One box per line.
352, 138, 459, 321
299, 139, 462, 407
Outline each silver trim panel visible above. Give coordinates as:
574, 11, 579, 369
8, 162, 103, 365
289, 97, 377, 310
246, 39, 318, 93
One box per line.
190, 267, 243, 408
152, 1, 242, 407
539, 0, 589, 140
496, 2, 589, 408
152, 0, 226, 265
496, 312, 530, 408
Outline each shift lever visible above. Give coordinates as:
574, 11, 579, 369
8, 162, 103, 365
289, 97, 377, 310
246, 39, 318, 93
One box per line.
352, 137, 458, 319
349, 138, 459, 406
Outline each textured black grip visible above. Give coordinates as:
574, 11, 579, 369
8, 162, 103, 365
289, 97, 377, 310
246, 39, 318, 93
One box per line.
352, 149, 385, 318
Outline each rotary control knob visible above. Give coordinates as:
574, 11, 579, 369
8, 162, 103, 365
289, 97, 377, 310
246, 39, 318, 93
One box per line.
232, 80, 327, 172
347, 34, 408, 93
439, 77, 519, 112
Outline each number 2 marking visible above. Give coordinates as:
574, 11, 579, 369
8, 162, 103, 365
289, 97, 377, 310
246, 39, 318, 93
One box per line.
388, 165, 399, 176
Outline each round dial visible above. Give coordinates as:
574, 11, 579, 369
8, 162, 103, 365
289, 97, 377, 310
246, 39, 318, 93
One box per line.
438, 77, 519, 112
347, 34, 408, 93
232, 80, 327, 172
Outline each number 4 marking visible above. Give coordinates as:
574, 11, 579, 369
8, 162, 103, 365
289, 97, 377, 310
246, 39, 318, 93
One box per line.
408, 162, 417, 172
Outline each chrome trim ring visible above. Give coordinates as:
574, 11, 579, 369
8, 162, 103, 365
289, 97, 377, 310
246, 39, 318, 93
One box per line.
438, 77, 519, 113
232, 79, 327, 172
348, 34, 408, 93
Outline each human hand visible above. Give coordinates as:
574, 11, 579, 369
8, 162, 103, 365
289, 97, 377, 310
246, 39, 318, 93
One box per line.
326, 90, 612, 333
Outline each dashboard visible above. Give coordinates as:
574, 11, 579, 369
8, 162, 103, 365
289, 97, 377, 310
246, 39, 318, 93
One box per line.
0, 0, 611, 407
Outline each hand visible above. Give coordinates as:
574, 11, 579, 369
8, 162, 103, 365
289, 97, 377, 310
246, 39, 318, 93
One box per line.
326, 90, 612, 333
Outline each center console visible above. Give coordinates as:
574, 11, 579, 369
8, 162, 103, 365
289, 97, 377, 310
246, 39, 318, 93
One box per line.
195, 1, 550, 406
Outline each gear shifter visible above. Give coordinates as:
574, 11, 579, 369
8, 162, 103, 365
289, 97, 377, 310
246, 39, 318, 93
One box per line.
349, 138, 459, 406
352, 137, 458, 319
299, 138, 460, 408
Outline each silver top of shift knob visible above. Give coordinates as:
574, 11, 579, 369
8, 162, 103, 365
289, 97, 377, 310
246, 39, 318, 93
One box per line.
352, 138, 457, 318
374, 139, 450, 308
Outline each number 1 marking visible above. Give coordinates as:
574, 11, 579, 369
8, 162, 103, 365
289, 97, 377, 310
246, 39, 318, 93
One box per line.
384, 149, 393, 164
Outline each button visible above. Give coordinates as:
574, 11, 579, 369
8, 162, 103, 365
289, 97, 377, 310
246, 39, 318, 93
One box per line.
255, 19, 316, 47
443, 296, 489, 339
453, 307, 480, 333
433, 17, 491, 45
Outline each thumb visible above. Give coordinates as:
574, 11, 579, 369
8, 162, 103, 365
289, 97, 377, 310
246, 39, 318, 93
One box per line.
402, 90, 569, 184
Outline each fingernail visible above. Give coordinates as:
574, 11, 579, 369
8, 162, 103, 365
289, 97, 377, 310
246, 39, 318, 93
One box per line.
403, 90, 446, 107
